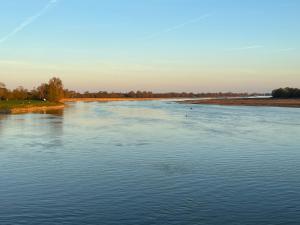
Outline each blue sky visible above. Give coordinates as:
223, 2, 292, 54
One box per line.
0, 0, 299, 92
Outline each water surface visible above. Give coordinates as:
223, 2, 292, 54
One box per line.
0, 101, 300, 225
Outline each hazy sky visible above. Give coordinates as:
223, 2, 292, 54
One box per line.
0, 0, 299, 92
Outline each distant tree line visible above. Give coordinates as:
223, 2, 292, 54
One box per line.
1, 77, 269, 102
0, 77, 64, 102
64, 90, 255, 99
272, 88, 300, 98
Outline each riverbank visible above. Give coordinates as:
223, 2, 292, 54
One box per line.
180, 98, 300, 108
0, 100, 64, 114
61, 98, 164, 102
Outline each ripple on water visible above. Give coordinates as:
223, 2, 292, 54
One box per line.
0, 101, 300, 225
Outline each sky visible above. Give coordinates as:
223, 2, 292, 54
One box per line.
0, 0, 299, 93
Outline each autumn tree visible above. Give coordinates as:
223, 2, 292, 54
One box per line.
12, 86, 28, 100
37, 83, 49, 100
46, 77, 64, 102
0, 82, 7, 100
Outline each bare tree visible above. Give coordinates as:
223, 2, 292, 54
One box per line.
37, 83, 48, 100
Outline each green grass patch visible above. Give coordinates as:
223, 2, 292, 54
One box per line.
0, 100, 63, 110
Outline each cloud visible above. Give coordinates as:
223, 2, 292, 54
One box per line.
228, 45, 264, 51
228, 46, 297, 52
142, 13, 212, 40
275, 48, 296, 52
0, 0, 59, 44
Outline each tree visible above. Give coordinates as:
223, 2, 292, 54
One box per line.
127, 91, 136, 98
46, 77, 64, 102
12, 86, 28, 100
0, 82, 8, 100
34, 77, 64, 102
37, 83, 49, 100
272, 87, 300, 98
0, 82, 5, 89
136, 91, 143, 98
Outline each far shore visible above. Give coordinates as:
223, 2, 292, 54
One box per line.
8, 105, 65, 114
60, 98, 165, 102
0, 105, 65, 114
180, 98, 300, 108
0, 100, 64, 114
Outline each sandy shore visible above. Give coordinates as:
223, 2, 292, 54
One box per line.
180, 98, 300, 108
1, 105, 65, 114
61, 98, 163, 102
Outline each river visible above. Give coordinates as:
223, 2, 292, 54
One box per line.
0, 100, 299, 225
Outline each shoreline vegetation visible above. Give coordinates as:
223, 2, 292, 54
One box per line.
0, 77, 65, 114
1, 77, 300, 113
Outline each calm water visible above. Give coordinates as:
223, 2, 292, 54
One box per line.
0, 101, 300, 225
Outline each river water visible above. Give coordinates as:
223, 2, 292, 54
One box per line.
0, 100, 299, 225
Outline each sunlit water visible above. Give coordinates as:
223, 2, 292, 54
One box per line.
0, 100, 300, 225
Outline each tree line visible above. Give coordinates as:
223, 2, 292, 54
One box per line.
0, 77, 64, 102
1, 77, 271, 102
63, 90, 253, 99
272, 87, 300, 98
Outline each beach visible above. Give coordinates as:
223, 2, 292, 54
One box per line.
0, 100, 64, 114
180, 98, 300, 108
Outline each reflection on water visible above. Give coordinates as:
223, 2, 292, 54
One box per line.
0, 101, 300, 225
0, 115, 7, 135
0, 108, 65, 153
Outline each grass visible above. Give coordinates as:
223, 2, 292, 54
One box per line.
0, 100, 63, 110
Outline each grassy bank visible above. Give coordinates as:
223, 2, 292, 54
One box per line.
0, 100, 64, 114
